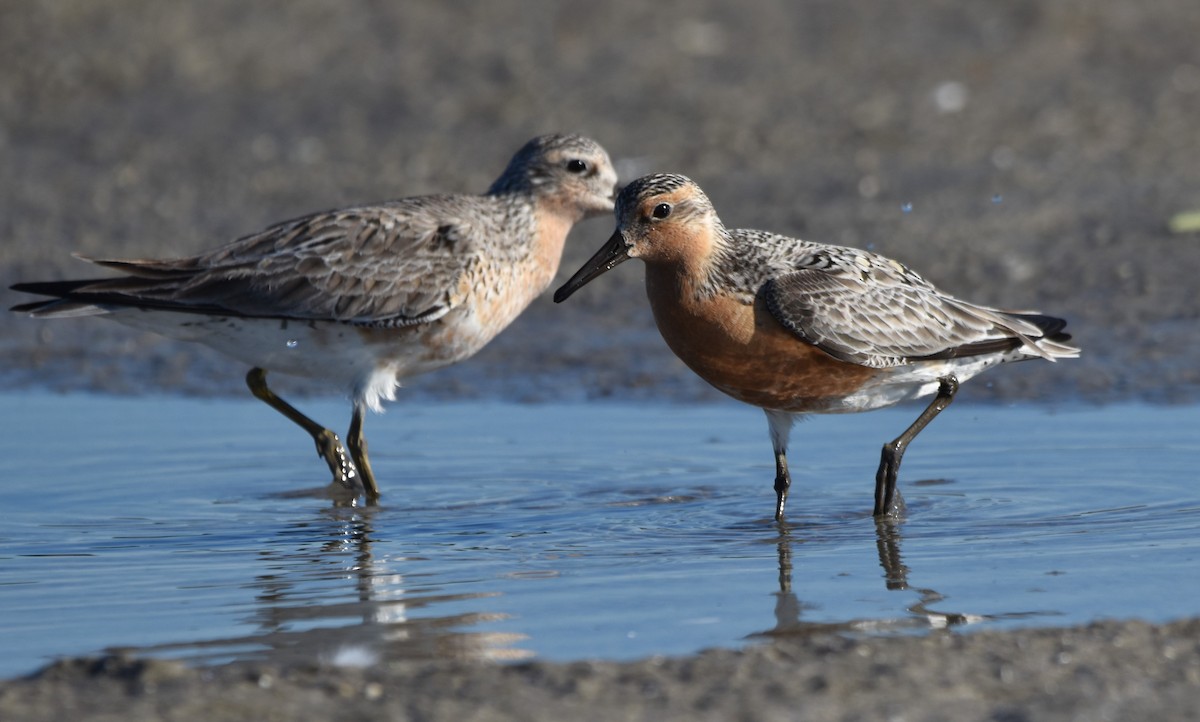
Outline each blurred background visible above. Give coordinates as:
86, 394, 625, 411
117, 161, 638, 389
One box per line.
2, 0, 1198, 403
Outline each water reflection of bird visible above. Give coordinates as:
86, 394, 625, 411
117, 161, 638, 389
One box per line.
12, 134, 618, 502
555, 174, 1078, 518
107, 507, 532, 665
756, 519, 979, 639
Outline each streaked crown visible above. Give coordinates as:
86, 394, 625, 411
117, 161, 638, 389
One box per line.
615, 173, 716, 226
487, 133, 619, 213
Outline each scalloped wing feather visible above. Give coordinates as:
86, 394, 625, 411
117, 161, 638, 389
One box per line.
761, 265, 1064, 368
72, 200, 489, 326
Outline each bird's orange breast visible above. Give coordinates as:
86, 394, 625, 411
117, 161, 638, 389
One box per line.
645, 269, 879, 412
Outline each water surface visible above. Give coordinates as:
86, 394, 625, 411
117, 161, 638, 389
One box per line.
1, 393, 1197, 677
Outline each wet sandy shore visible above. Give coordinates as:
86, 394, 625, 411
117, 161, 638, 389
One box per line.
3, 0, 1200, 719
4, 618, 1199, 721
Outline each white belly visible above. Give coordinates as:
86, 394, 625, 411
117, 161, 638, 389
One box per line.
822, 354, 1022, 413
106, 309, 462, 411
97, 257, 552, 411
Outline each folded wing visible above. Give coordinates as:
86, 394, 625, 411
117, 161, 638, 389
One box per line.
13, 200, 483, 327
760, 250, 1077, 368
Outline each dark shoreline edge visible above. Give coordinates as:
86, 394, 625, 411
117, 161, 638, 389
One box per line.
4, 617, 1197, 721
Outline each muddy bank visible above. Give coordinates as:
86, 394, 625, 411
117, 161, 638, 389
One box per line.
3, 0, 1200, 403
4, 618, 1198, 722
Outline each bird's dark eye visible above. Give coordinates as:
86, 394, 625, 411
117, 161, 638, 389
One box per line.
566, 159, 588, 174
651, 203, 672, 219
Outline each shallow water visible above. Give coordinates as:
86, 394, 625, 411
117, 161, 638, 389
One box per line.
1, 393, 1197, 677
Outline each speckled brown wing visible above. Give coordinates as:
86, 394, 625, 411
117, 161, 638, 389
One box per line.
760, 255, 1047, 368
77, 198, 488, 327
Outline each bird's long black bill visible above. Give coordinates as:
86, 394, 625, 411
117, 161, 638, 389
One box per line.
553, 230, 631, 303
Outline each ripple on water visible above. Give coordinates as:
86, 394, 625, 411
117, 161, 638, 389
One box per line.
1, 394, 1199, 676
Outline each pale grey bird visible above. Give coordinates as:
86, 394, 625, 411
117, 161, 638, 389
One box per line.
13, 133, 619, 501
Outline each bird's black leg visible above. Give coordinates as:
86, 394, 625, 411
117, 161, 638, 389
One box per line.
764, 409, 796, 521
346, 403, 380, 502
773, 448, 791, 521
874, 375, 959, 516
245, 367, 362, 494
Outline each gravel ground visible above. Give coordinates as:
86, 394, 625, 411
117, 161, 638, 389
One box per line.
3, 1, 1200, 719
3, 0, 1199, 403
